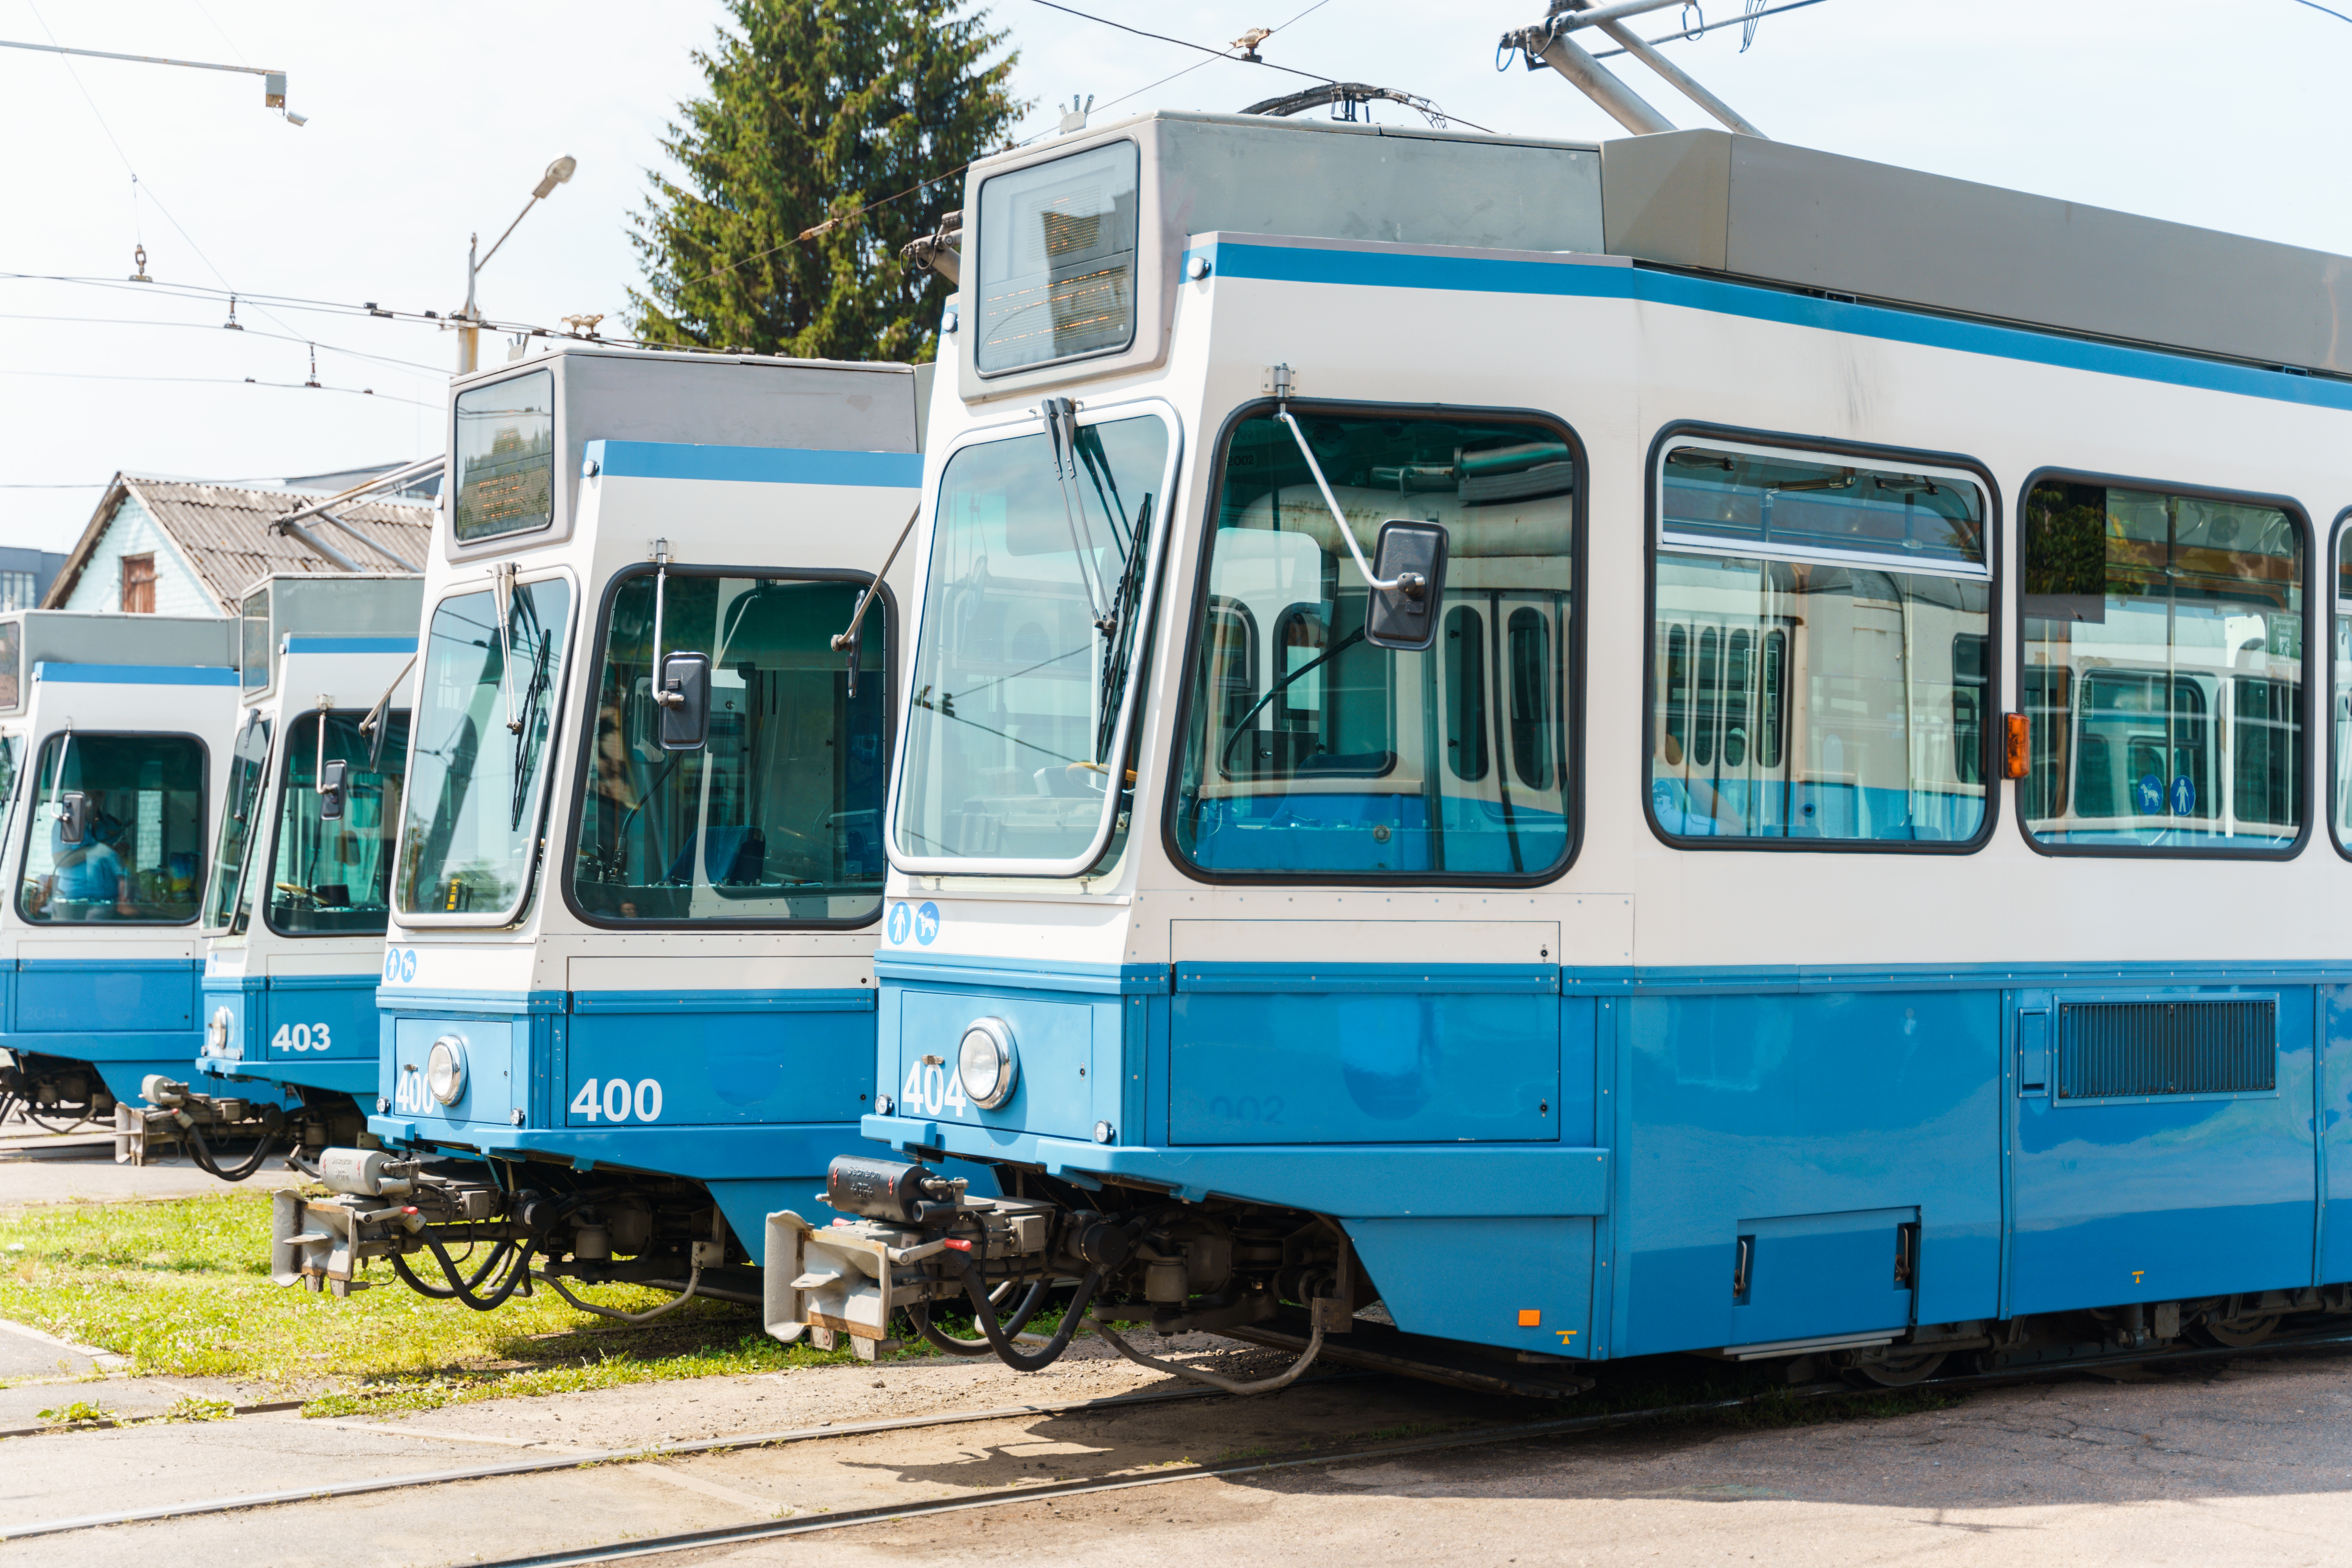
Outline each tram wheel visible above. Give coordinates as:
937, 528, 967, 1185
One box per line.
2196, 1312, 2280, 1348
1849, 1350, 1946, 1387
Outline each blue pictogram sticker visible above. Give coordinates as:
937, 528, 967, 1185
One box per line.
2136, 775, 2164, 815
886, 902, 912, 944
383, 948, 417, 983
2172, 775, 2196, 816
915, 902, 941, 945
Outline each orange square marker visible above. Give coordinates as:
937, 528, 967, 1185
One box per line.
1517, 1308, 1541, 1327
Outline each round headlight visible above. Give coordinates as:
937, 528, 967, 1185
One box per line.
425, 1035, 467, 1106
205, 1007, 233, 1058
956, 1017, 1017, 1110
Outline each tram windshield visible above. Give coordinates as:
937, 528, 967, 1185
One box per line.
893, 413, 1169, 873
269, 709, 407, 935
1171, 410, 1575, 878
573, 572, 887, 923
2023, 481, 2301, 851
20, 732, 206, 923
202, 714, 272, 932
1650, 442, 1991, 844
397, 578, 572, 919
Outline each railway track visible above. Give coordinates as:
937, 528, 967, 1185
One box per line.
7, 1325, 2350, 1553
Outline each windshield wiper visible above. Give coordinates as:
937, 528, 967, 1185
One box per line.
1093, 492, 1155, 768
359, 655, 417, 773
508, 626, 554, 829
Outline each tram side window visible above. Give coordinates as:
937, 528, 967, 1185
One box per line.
2022, 480, 2301, 852
1650, 441, 1991, 844
269, 710, 408, 936
572, 572, 888, 924
1172, 410, 1575, 878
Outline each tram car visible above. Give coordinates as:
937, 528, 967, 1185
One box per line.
765, 112, 2352, 1391
0, 611, 239, 1130
117, 573, 422, 1174
273, 345, 933, 1309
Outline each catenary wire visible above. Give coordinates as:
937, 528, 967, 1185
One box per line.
1029, 0, 1336, 84
2288, 0, 2352, 23
0, 368, 435, 408
0, 312, 446, 374
1590, 0, 1828, 57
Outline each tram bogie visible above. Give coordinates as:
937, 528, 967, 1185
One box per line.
784, 111, 2352, 1394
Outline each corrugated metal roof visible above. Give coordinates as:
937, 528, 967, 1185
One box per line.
46, 475, 432, 613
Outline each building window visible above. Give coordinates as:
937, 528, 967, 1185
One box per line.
0, 572, 35, 612
121, 554, 156, 614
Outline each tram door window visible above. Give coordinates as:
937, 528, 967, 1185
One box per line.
573, 572, 888, 924
1650, 441, 1991, 844
2334, 528, 2352, 850
1172, 410, 1576, 878
2022, 480, 2301, 851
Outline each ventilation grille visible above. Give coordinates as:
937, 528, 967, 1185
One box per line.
2057, 999, 2276, 1099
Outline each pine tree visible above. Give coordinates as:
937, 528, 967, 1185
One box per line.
629, 0, 1022, 363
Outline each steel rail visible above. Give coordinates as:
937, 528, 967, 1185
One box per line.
11, 1327, 2351, 1547
457, 1328, 2352, 1566
0, 1379, 1267, 1541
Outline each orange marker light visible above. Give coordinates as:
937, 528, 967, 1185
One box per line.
1517, 1308, 1541, 1327
2004, 712, 2030, 780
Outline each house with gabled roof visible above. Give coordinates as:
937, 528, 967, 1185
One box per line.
43, 473, 432, 615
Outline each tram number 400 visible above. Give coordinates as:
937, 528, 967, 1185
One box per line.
569, 1078, 665, 1123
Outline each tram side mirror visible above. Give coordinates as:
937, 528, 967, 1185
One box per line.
317, 759, 348, 821
1364, 521, 1450, 652
56, 790, 89, 845
658, 652, 711, 751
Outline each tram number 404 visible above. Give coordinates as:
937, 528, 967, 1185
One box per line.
272, 1023, 334, 1053
569, 1078, 665, 1123
903, 1060, 969, 1117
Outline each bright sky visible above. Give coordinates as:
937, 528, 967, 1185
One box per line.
4, 0, 2349, 550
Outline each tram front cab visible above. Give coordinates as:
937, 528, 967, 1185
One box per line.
0, 611, 239, 1128
122, 573, 422, 1169
272, 345, 932, 1311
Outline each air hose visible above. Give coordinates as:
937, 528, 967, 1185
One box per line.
184, 1107, 284, 1182
1094, 1312, 1328, 1395
392, 1238, 516, 1301
910, 1279, 1053, 1356
951, 1258, 1104, 1372
414, 1233, 534, 1311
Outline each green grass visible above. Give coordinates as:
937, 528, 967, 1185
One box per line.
0, 1191, 866, 1411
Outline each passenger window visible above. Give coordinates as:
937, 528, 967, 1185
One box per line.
1444, 606, 1489, 782
1508, 608, 1555, 791
2023, 480, 2302, 852
1651, 439, 1991, 844
572, 571, 888, 924
268, 710, 408, 936
1172, 410, 1576, 878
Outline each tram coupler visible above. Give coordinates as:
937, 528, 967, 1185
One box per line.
764, 1155, 1061, 1363
271, 1148, 517, 1295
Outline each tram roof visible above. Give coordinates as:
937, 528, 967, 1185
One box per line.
1001, 112, 2352, 379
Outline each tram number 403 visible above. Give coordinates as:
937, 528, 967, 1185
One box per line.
272, 1023, 334, 1053
569, 1078, 665, 1123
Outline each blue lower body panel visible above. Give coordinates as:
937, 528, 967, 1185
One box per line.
193, 972, 381, 1100
3, 956, 209, 1106
876, 953, 2343, 1363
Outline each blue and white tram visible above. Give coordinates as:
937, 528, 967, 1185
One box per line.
274, 344, 931, 1310
769, 113, 2352, 1390
0, 611, 240, 1131
121, 573, 423, 1174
